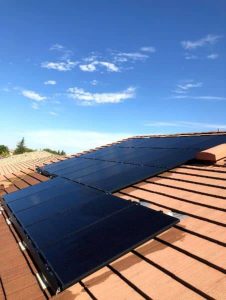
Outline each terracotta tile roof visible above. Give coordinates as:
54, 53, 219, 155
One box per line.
0, 151, 65, 176
0, 132, 226, 300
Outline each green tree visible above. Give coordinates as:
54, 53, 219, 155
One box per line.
43, 148, 66, 156
0, 145, 10, 157
14, 138, 33, 154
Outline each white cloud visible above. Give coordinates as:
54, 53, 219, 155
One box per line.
44, 80, 57, 85
98, 61, 119, 72
207, 53, 219, 60
185, 52, 219, 61
171, 81, 225, 101
171, 95, 189, 99
171, 95, 226, 101
67, 86, 135, 105
181, 34, 222, 50
22, 90, 46, 101
41, 60, 77, 71
79, 63, 96, 72
80, 48, 155, 72
115, 52, 149, 61
49, 43, 73, 60
50, 44, 64, 51
83, 55, 99, 62
2, 130, 132, 154
79, 61, 119, 72
145, 121, 226, 130
177, 81, 203, 91
173, 80, 203, 94
140, 46, 156, 53
193, 96, 226, 101
173, 89, 187, 94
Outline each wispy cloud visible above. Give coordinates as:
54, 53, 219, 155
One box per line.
171, 95, 226, 101
177, 81, 202, 91
41, 60, 77, 71
50, 44, 64, 50
173, 80, 202, 94
97, 61, 119, 72
181, 34, 222, 50
79, 60, 119, 72
41, 46, 155, 74
145, 121, 226, 130
22, 90, 46, 101
140, 46, 156, 53
67, 86, 135, 105
193, 96, 226, 101
44, 80, 57, 85
207, 53, 219, 60
50, 43, 73, 60
171, 95, 189, 99
185, 53, 219, 60
171, 80, 225, 101
115, 52, 149, 62
41, 44, 76, 71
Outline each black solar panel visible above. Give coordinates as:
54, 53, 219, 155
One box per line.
82, 147, 196, 167
2, 178, 178, 293
74, 164, 165, 192
117, 134, 226, 149
40, 134, 226, 192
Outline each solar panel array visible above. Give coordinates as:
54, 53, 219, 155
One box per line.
40, 134, 226, 192
2, 177, 178, 293
2, 134, 226, 293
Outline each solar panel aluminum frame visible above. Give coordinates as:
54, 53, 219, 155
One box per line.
1, 197, 179, 294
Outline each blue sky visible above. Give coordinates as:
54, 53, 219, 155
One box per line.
0, 0, 225, 153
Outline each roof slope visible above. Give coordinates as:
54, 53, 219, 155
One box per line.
0, 133, 226, 300
0, 151, 63, 176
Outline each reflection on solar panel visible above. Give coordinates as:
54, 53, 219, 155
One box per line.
2, 178, 179, 293
39, 134, 226, 192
